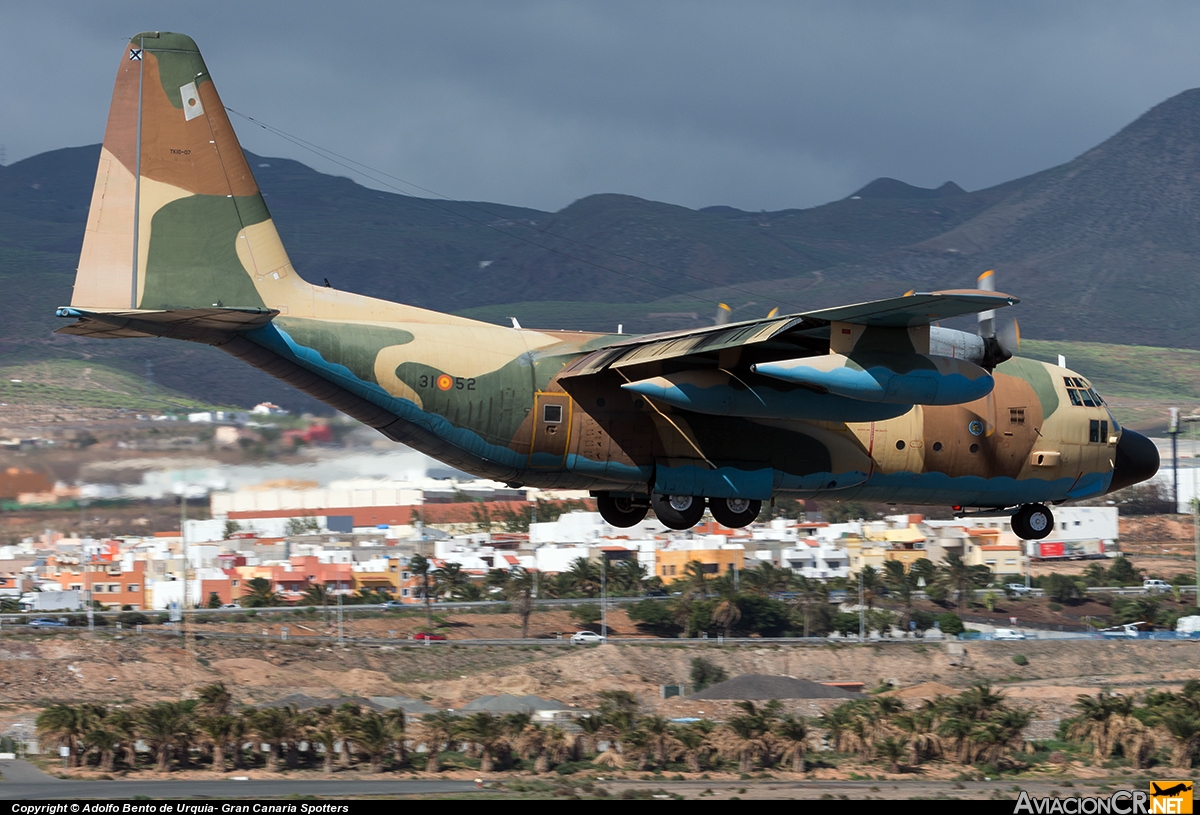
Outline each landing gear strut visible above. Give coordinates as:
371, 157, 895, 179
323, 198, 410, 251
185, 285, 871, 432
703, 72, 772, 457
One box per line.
1011, 503, 1054, 540
596, 493, 649, 528
650, 494, 706, 530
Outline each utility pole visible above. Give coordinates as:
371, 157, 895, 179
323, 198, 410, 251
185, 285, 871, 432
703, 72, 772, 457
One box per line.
337, 590, 344, 645
1183, 415, 1200, 598
858, 569, 865, 642
600, 555, 607, 639
1169, 408, 1181, 512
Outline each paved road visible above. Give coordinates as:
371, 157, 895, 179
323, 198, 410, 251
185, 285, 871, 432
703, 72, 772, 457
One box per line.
0, 760, 480, 800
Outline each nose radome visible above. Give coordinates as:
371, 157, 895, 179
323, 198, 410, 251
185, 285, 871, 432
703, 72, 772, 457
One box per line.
1106, 429, 1160, 493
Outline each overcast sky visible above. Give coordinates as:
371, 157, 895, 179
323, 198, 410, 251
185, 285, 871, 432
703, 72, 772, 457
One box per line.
4, 2, 1200, 212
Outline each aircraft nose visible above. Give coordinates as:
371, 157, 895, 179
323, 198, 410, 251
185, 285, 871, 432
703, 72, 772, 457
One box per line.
1107, 429, 1159, 493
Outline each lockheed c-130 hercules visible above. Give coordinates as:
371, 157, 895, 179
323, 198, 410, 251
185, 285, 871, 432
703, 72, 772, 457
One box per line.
58, 33, 1159, 538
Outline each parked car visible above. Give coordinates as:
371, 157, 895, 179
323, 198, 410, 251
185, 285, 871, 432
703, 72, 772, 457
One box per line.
412, 632, 447, 641
1005, 583, 1033, 595
218, 603, 239, 609
1143, 579, 1171, 593
381, 601, 405, 610
570, 631, 605, 644
993, 628, 1027, 640
27, 618, 66, 628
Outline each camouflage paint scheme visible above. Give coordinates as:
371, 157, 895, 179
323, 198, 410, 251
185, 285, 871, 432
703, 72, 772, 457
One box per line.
58, 33, 1154, 514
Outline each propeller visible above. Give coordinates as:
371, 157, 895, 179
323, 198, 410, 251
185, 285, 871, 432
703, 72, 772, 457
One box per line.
976, 269, 1020, 369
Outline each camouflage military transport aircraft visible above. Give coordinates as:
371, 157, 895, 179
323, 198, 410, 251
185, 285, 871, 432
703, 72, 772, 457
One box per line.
58, 33, 1159, 536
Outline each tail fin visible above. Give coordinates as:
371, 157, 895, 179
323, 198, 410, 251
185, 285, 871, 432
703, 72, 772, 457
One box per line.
74, 32, 306, 313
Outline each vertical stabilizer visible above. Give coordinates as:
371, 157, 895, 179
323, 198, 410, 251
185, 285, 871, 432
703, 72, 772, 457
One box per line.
74, 32, 307, 312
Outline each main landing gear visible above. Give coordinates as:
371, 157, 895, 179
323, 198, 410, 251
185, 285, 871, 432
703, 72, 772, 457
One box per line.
1010, 503, 1054, 540
596, 492, 761, 530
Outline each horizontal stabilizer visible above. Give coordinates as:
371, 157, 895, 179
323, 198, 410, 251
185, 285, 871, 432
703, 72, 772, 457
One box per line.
54, 306, 277, 341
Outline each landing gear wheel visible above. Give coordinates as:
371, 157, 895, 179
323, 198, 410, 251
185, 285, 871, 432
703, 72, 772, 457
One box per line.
596, 493, 649, 528
709, 497, 762, 529
1011, 503, 1054, 540
650, 493, 706, 530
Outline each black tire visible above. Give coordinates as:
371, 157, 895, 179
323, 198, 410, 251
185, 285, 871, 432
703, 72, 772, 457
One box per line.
1011, 503, 1054, 540
709, 497, 762, 529
650, 494, 706, 530
596, 493, 649, 528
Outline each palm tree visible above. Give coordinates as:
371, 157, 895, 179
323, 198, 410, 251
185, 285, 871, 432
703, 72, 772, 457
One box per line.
333, 703, 362, 768
353, 712, 393, 773
1159, 711, 1200, 768
451, 582, 485, 601
937, 715, 976, 764
105, 708, 139, 770
597, 690, 640, 733
196, 682, 234, 717
503, 568, 537, 638
1067, 692, 1125, 759
894, 707, 942, 766
432, 563, 471, 601
417, 711, 460, 773
196, 715, 236, 772
711, 586, 742, 638
138, 702, 192, 773
937, 552, 991, 615
640, 715, 681, 766
308, 723, 340, 774
680, 560, 712, 599
573, 714, 604, 760
409, 553, 435, 628
384, 708, 408, 767
566, 557, 601, 597
774, 715, 811, 773
792, 575, 828, 638
875, 735, 909, 773
250, 707, 293, 772
84, 726, 120, 773
241, 577, 282, 608
673, 722, 714, 773
457, 712, 507, 772
743, 562, 793, 596
611, 558, 649, 596
36, 704, 93, 768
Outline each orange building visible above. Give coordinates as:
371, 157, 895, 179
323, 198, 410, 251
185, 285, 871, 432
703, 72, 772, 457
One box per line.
47, 558, 148, 610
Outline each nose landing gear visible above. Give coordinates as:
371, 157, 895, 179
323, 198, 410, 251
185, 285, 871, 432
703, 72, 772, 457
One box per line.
1011, 503, 1054, 540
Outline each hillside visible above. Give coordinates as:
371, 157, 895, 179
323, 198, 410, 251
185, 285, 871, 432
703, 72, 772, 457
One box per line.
5, 88, 1200, 410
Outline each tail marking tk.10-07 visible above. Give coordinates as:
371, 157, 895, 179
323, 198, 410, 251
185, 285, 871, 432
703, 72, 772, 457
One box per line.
57, 33, 1159, 535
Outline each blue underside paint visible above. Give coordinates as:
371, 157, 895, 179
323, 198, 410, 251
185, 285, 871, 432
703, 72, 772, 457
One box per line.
248, 324, 1112, 505
754, 362, 993, 406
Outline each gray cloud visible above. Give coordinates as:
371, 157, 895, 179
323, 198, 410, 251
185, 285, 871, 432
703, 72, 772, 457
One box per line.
3, 1, 1199, 211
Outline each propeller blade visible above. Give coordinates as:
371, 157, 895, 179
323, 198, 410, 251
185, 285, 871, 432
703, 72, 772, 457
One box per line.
714, 303, 732, 326
977, 269, 996, 338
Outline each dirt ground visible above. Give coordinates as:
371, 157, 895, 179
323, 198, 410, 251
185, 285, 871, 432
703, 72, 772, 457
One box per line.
0, 631, 1195, 720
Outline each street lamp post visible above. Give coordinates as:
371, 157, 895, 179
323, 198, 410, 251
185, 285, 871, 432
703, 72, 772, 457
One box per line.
1182, 414, 1200, 598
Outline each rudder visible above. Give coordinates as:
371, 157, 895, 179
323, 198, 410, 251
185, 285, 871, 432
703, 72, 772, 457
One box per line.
75, 32, 308, 313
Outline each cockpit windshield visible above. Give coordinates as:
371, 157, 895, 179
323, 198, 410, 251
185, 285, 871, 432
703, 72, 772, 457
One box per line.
1063, 376, 1104, 408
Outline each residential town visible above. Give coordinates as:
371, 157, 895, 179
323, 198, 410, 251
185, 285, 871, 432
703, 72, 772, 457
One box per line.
0, 465, 1119, 611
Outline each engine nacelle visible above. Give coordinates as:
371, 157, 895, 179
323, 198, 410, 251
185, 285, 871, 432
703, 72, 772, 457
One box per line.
752, 351, 993, 405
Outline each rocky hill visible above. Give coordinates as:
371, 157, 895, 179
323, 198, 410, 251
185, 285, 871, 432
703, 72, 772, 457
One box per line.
4, 88, 1200, 409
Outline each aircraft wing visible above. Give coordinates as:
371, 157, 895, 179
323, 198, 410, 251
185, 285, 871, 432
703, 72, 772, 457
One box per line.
561, 289, 1016, 378
54, 306, 278, 341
